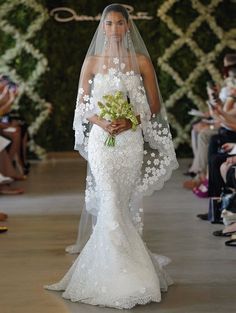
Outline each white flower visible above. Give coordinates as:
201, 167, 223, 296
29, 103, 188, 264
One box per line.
154, 159, 160, 165
88, 79, 93, 84
102, 64, 107, 69
143, 150, 147, 155
108, 67, 116, 75
113, 57, 119, 64
83, 95, 90, 102
78, 88, 84, 95
162, 128, 168, 135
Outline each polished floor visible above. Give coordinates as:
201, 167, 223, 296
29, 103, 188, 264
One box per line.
0, 156, 236, 313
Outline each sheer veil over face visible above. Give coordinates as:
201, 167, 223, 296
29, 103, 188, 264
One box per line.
69, 4, 178, 254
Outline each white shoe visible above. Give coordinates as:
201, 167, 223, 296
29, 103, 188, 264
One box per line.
0, 173, 13, 184
222, 209, 236, 226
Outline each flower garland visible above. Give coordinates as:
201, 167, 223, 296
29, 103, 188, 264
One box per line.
157, 0, 236, 147
0, 0, 51, 158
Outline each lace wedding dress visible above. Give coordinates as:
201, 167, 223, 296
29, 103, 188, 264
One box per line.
44, 74, 173, 309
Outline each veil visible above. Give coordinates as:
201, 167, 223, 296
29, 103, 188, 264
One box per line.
66, 4, 178, 254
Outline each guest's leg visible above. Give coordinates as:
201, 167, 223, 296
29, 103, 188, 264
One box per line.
191, 128, 198, 157
208, 154, 228, 197
188, 129, 199, 173
196, 128, 217, 175
208, 134, 222, 162
220, 161, 232, 183
0, 150, 18, 177
3, 126, 25, 172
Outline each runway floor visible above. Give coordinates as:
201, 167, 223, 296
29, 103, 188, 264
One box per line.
0, 156, 235, 313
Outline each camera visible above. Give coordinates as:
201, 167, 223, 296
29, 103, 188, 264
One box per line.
7, 82, 18, 92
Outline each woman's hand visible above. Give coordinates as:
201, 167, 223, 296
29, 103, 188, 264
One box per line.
88, 115, 133, 135
222, 143, 236, 152
226, 155, 236, 165
100, 119, 113, 134
110, 119, 132, 135
210, 103, 224, 120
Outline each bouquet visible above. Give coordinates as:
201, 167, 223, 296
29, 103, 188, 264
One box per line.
98, 91, 138, 147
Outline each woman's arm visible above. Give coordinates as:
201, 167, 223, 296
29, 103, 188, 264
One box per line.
87, 115, 113, 133
78, 57, 113, 133
223, 97, 236, 114
0, 90, 15, 115
0, 86, 8, 102
213, 104, 236, 129
138, 55, 161, 114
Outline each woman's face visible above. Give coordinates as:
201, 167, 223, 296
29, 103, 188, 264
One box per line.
103, 11, 128, 42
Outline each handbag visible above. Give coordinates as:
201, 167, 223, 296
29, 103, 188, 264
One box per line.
208, 197, 222, 224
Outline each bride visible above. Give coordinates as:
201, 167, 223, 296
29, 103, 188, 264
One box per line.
45, 4, 178, 309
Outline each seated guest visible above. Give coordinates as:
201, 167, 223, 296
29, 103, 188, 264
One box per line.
184, 53, 236, 195
0, 136, 24, 194
197, 107, 236, 221
0, 75, 29, 176
206, 93, 236, 198
220, 147, 236, 189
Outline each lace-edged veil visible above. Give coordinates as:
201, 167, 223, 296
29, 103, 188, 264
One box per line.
66, 4, 178, 254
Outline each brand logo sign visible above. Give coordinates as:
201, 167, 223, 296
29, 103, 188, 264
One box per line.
50, 4, 153, 22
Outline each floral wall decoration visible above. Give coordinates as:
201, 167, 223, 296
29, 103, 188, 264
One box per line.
157, 0, 236, 150
0, 0, 51, 158
0, 0, 235, 157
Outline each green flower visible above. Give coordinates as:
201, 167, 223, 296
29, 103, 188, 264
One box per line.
98, 91, 138, 147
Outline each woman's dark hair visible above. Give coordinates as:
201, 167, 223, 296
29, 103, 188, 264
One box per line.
0, 75, 10, 82
223, 53, 236, 77
103, 4, 129, 22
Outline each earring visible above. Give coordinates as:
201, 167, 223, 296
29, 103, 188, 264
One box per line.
127, 30, 132, 48
104, 35, 109, 48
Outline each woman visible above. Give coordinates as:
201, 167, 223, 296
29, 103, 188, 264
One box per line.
45, 4, 178, 309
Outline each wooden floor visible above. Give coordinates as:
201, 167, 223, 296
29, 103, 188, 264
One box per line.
0, 157, 236, 313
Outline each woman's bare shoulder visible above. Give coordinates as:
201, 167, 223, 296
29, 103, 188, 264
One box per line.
136, 54, 153, 74
84, 55, 105, 72
136, 53, 151, 65
83, 56, 100, 74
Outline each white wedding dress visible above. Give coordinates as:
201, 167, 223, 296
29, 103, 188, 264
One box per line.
45, 74, 173, 309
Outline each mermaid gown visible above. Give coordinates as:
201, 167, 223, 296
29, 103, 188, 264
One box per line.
45, 74, 173, 309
